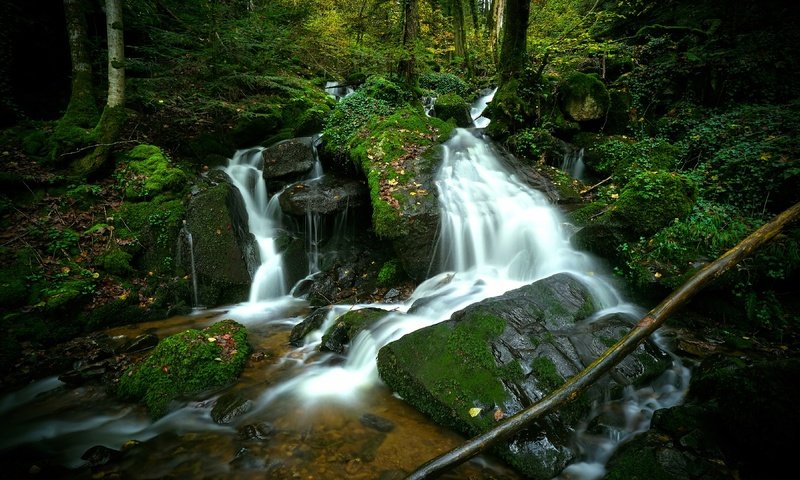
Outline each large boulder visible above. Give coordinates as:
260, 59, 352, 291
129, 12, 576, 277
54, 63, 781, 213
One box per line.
183, 170, 257, 307
378, 273, 671, 479
432, 93, 473, 127
278, 174, 369, 216
261, 137, 316, 180
560, 72, 610, 122
117, 319, 251, 418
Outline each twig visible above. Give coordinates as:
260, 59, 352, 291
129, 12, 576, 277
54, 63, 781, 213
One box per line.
579, 175, 612, 195
58, 139, 139, 158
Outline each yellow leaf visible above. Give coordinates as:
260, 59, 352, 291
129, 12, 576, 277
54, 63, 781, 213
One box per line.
610, 193, 619, 199
387, 178, 398, 186
410, 191, 417, 196
208, 337, 217, 342
468, 407, 481, 417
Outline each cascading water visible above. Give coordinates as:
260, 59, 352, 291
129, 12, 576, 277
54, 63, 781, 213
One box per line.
470, 86, 498, 128
0, 88, 688, 480
561, 145, 587, 182
222, 147, 287, 302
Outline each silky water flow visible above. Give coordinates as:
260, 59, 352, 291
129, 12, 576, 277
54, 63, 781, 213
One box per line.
0, 89, 688, 480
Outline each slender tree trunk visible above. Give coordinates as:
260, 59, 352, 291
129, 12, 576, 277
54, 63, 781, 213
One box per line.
404, 201, 800, 479
498, 0, 529, 81
452, 0, 470, 72
488, 0, 504, 61
106, 0, 125, 108
72, 0, 126, 177
398, 0, 419, 86
62, 0, 97, 127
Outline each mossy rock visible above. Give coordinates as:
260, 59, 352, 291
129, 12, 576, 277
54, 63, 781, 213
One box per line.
120, 145, 189, 200
432, 93, 472, 127
359, 75, 415, 106
559, 72, 610, 122
320, 307, 388, 353
601, 171, 696, 237
419, 72, 470, 97
117, 319, 251, 419
484, 78, 538, 140
379, 273, 671, 479
116, 197, 186, 275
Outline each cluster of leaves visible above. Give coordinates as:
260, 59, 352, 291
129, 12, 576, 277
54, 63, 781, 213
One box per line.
419, 72, 470, 97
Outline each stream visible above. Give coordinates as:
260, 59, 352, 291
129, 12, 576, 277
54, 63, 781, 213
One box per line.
0, 90, 689, 479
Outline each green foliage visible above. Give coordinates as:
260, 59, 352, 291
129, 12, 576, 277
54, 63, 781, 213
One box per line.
45, 228, 80, 256
117, 319, 250, 418
593, 137, 679, 181
508, 128, 557, 160
119, 145, 188, 200
359, 76, 415, 106
605, 170, 696, 237
97, 246, 134, 276
419, 72, 470, 97
377, 260, 401, 286
322, 91, 393, 160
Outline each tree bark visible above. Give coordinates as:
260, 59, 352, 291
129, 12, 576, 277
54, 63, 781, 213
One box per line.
452, 0, 470, 71
398, 0, 419, 86
72, 0, 126, 177
105, 0, 125, 108
404, 201, 800, 479
488, 0, 504, 61
498, 0, 529, 81
62, 0, 97, 127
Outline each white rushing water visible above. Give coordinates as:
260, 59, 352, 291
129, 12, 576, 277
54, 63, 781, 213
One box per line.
0, 88, 687, 479
221, 147, 287, 302
470, 86, 498, 128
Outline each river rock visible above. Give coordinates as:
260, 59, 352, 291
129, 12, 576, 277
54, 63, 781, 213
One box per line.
211, 392, 253, 424
559, 72, 610, 122
278, 175, 369, 216
262, 137, 316, 180
320, 308, 388, 354
289, 307, 332, 347
183, 170, 256, 307
432, 93, 473, 127
377, 273, 671, 479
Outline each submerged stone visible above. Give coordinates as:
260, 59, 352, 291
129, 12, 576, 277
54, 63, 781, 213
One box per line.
211, 391, 253, 424
378, 273, 670, 479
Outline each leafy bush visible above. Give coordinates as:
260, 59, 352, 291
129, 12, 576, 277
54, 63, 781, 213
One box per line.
322, 91, 393, 159
419, 72, 470, 97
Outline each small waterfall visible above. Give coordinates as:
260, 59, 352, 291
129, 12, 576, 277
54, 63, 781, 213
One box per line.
324, 81, 354, 101
422, 95, 437, 116
222, 147, 287, 302
470, 86, 498, 128
561, 146, 586, 181
182, 226, 202, 310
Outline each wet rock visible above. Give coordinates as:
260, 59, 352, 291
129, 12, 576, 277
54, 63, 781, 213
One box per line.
383, 288, 401, 302
432, 92, 473, 127
290, 307, 331, 346
378, 273, 671, 479
125, 333, 159, 353
321, 308, 389, 354
183, 170, 256, 307
211, 392, 253, 424
81, 445, 121, 467
279, 175, 369, 216
559, 72, 610, 122
360, 413, 395, 432
262, 137, 316, 180
239, 422, 276, 441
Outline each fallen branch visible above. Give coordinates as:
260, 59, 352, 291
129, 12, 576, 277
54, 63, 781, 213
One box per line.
405, 201, 800, 479
579, 175, 612, 195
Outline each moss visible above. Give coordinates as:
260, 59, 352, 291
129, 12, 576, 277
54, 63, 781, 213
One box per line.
321, 308, 387, 351
117, 319, 251, 418
97, 246, 134, 276
604, 442, 674, 480
559, 72, 610, 122
359, 76, 415, 106
378, 312, 516, 435
120, 144, 189, 200
377, 260, 401, 286
348, 107, 453, 238
603, 171, 696, 237
117, 198, 185, 273
530, 356, 563, 392
40, 279, 95, 312
432, 93, 472, 127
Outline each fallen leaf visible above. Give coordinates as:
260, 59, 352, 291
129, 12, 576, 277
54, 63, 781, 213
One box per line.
468, 407, 482, 417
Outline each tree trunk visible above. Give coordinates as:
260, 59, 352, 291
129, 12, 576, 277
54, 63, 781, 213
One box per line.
398, 0, 419, 86
71, 0, 126, 177
488, 0, 504, 61
404, 201, 800, 479
498, 0, 529, 81
62, 0, 97, 127
452, 0, 470, 71
106, 0, 125, 108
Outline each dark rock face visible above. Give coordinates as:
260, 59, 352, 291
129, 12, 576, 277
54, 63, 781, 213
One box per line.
184, 170, 256, 307
261, 137, 316, 180
289, 307, 332, 347
320, 308, 388, 354
211, 392, 253, 424
378, 273, 671, 479
278, 175, 369, 216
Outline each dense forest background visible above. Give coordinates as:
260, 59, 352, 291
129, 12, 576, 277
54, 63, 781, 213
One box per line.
1, 0, 799, 377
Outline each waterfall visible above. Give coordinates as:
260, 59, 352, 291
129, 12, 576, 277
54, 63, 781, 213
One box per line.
221, 147, 287, 302
561, 145, 586, 181
324, 81, 354, 101
183, 227, 202, 310
470, 86, 498, 128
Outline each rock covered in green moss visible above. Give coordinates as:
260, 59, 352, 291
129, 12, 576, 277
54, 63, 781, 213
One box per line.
603, 171, 696, 237
320, 307, 387, 353
559, 72, 610, 122
121, 145, 189, 200
117, 319, 251, 418
378, 273, 671, 479
349, 107, 454, 280
432, 93, 472, 127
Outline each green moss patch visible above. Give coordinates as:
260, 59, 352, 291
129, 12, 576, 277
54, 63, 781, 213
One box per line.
117, 319, 251, 418
119, 145, 189, 200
